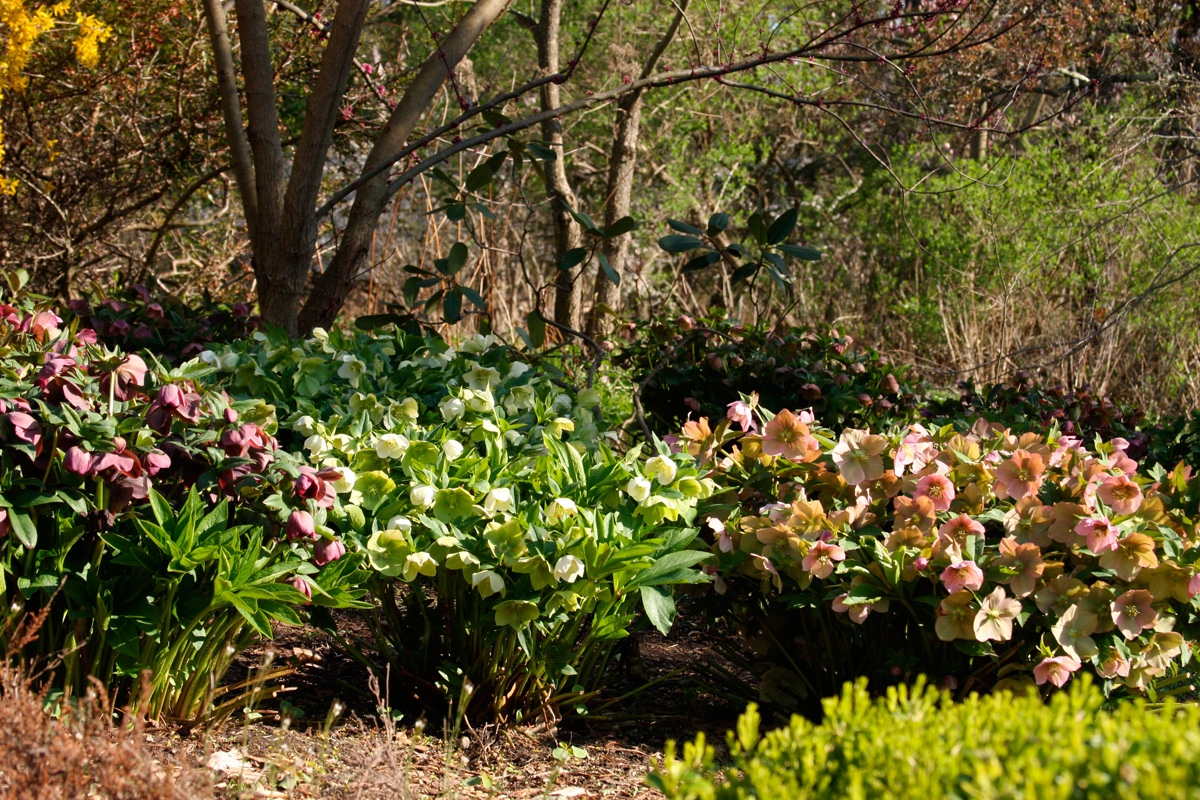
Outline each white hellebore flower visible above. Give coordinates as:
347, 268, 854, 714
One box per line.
466, 365, 502, 392
461, 333, 498, 354
466, 390, 495, 413
440, 396, 466, 422
304, 435, 331, 457
410, 484, 437, 509
329, 433, 354, 452
199, 350, 219, 365
442, 439, 464, 461
553, 555, 585, 584
403, 552, 437, 581
483, 487, 513, 516
337, 353, 367, 387
645, 455, 678, 486
376, 433, 410, 460
219, 352, 240, 371
294, 415, 317, 437
546, 497, 579, 524
397, 396, 419, 420
332, 467, 357, 493
625, 476, 652, 503
506, 385, 536, 412
471, 569, 505, 598
507, 361, 532, 380
387, 515, 413, 532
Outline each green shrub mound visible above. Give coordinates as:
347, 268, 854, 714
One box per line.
651, 678, 1200, 800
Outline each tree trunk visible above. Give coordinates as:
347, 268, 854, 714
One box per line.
297, 0, 514, 334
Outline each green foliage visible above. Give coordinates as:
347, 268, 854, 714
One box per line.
651, 677, 1200, 799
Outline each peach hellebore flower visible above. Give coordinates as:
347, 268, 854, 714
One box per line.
1096, 474, 1143, 516
935, 590, 976, 641
1112, 589, 1157, 640
915, 473, 956, 512
761, 409, 819, 461
1097, 532, 1158, 580
993, 450, 1046, 501
933, 515, 985, 561
940, 560, 984, 594
831, 429, 888, 486
996, 537, 1045, 597
1074, 516, 1118, 554
1098, 650, 1131, 679
726, 400, 757, 433
1051, 604, 1099, 660
1190, 571, 1200, 600
1034, 655, 1081, 688
802, 539, 846, 579
973, 586, 1022, 642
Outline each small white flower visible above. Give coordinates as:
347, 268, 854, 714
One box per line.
625, 476, 652, 503
387, 515, 413, 531
375, 433, 410, 460
329, 433, 354, 452
645, 455, 678, 486
471, 569, 505, 598
546, 497, 579, 524
507, 385, 535, 412
252, 331, 268, 342
403, 552, 438, 581
460, 333, 497, 354
337, 354, 366, 387
294, 415, 317, 437
410, 484, 437, 509
199, 350, 219, 365
304, 435, 331, 456
553, 555, 585, 584
440, 396, 466, 422
397, 397, 419, 420
507, 361, 532, 380
443, 439, 465, 461
466, 365, 502, 392
219, 352, 240, 371
483, 487, 513, 516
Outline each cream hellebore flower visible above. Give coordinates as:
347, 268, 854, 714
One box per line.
440, 396, 466, 422
546, 497, 579, 524
294, 415, 318, 436
972, 587, 1022, 642
507, 385, 536, 412
403, 552, 438, 581
410, 484, 437, 509
507, 361, 532, 380
304, 434, 331, 457
831, 429, 888, 486
461, 333, 498, 354
466, 389, 495, 413
397, 396, 419, 420
471, 569, 505, 598
645, 455, 678, 486
552, 393, 573, 412
443, 439, 465, 461
626, 476, 652, 503
466, 365, 502, 392
1052, 604, 1100, 660
337, 353, 367, 387
387, 515, 413, 531
331, 467, 357, 494
375, 433, 410, 460
483, 487, 513, 516
554, 555, 585, 583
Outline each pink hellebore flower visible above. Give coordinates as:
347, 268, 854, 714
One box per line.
287, 510, 318, 541
1096, 474, 1142, 516
933, 514, 986, 561
1033, 655, 1082, 688
993, 450, 1046, 501
761, 409, 819, 462
708, 517, 734, 553
996, 537, 1045, 598
1075, 516, 1118, 554
0, 508, 9, 537
832, 593, 871, 625
106, 354, 149, 401
726, 400, 757, 433
940, 560, 984, 595
914, 473, 956, 512
1098, 650, 1131, 680
802, 539, 846, 579
6, 411, 42, 446
63, 446, 96, 475
144, 450, 172, 476
1112, 589, 1157, 640
26, 310, 62, 342
288, 575, 312, 602
313, 538, 347, 567
1189, 571, 1200, 600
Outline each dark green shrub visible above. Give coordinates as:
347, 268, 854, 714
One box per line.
651, 678, 1200, 799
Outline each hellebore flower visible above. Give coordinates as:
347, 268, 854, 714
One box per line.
831, 428, 888, 485
645, 455, 678, 486
1097, 474, 1143, 516
287, 510, 317, 541
482, 487, 513, 516
7, 411, 42, 446
440, 396, 466, 422
802, 539, 846, 579
1112, 589, 1157, 640
1033, 655, 1081, 688
933, 515, 986, 561
762, 409, 821, 462
726, 400, 757, 433
995, 537, 1045, 598
288, 575, 312, 602
914, 473, 956, 512
1051, 604, 1099, 660
935, 590, 977, 641
993, 450, 1046, 501
1075, 516, 1118, 554
104, 354, 149, 401
973, 586, 1022, 642
442, 439, 464, 461
313, 538, 347, 567
553, 555, 585, 583
940, 560, 984, 595
144, 450, 171, 476
1098, 532, 1158, 580
375, 433, 409, 460
410, 484, 436, 509
546, 497, 578, 524
63, 446, 95, 476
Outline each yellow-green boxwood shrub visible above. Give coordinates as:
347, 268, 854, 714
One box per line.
651, 678, 1200, 799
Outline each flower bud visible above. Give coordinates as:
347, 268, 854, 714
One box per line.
287, 510, 317, 541
288, 575, 312, 602
313, 538, 347, 567
410, 484, 437, 509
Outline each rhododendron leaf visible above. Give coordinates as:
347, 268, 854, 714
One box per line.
667, 218, 704, 236
707, 212, 730, 235
731, 264, 758, 285
778, 243, 823, 261
464, 163, 493, 193
443, 289, 463, 323
526, 142, 557, 162
559, 247, 589, 271
658, 234, 705, 254
599, 253, 620, 286
527, 311, 546, 348
747, 212, 767, 245
766, 208, 799, 245
602, 216, 637, 238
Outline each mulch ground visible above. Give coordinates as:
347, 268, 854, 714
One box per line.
148, 610, 747, 799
